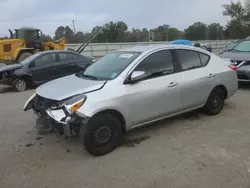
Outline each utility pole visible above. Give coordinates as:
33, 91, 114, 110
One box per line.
72, 20, 76, 34
165, 28, 168, 41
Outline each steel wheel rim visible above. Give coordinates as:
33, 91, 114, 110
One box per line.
212, 96, 221, 109
92, 124, 112, 146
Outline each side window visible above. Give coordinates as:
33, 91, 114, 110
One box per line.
176, 50, 201, 70
34, 54, 57, 67
199, 53, 210, 66
59, 53, 75, 61
134, 50, 174, 76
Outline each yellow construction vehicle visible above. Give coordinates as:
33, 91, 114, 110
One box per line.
0, 27, 65, 64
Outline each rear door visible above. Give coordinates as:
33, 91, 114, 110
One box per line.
173, 49, 213, 110
57, 52, 87, 77
28, 53, 59, 84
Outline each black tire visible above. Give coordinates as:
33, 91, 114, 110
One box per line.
204, 87, 225, 115
17, 52, 32, 62
12, 78, 27, 92
83, 113, 123, 156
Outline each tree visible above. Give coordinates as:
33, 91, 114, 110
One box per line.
75, 31, 85, 43
102, 21, 128, 42
207, 23, 223, 40
184, 22, 207, 40
222, 1, 250, 38
64, 26, 74, 43
150, 24, 169, 41
54, 26, 65, 40
168, 27, 183, 41
222, 1, 247, 25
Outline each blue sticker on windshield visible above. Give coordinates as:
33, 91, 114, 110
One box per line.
110, 72, 118, 78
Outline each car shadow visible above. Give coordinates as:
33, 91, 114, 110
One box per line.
0, 85, 36, 94
0, 86, 13, 94
122, 110, 203, 147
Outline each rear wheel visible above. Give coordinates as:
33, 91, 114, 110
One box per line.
17, 52, 32, 62
12, 78, 27, 92
82, 113, 123, 156
204, 87, 225, 115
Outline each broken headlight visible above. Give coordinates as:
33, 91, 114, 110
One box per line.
51, 94, 87, 114
47, 94, 87, 124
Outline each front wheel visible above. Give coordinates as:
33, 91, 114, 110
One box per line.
82, 113, 123, 156
12, 78, 27, 92
204, 87, 225, 115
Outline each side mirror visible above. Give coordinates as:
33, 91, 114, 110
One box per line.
124, 71, 146, 84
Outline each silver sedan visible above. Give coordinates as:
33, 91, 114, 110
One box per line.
24, 44, 238, 156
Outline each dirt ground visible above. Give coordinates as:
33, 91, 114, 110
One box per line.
0, 83, 250, 188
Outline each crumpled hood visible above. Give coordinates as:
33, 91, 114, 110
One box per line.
36, 74, 106, 101
220, 52, 250, 61
0, 64, 22, 73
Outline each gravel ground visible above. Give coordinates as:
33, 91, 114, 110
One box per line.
1, 83, 250, 188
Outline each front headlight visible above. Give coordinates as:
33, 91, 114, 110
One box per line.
52, 94, 87, 114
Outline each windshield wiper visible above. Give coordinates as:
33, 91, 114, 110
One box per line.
82, 74, 98, 80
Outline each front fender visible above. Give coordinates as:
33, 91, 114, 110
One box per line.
76, 101, 124, 119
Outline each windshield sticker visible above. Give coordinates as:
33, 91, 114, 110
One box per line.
119, 54, 134, 58
110, 72, 118, 78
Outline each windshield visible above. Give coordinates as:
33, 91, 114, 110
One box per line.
78, 51, 141, 80
232, 40, 250, 52
19, 53, 39, 65
227, 41, 240, 50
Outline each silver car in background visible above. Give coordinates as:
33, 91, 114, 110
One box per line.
24, 44, 238, 156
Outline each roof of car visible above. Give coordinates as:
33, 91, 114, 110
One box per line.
37, 50, 79, 55
116, 44, 204, 53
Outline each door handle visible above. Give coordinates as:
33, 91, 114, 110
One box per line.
208, 73, 215, 78
168, 82, 177, 87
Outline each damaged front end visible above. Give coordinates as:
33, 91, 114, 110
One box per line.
24, 93, 88, 137
0, 70, 15, 85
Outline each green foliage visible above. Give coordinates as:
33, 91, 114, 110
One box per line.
41, 0, 250, 43
222, 0, 250, 39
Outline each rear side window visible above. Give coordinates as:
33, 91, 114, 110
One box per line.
59, 53, 75, 61
134, 50, 174, 75
199, 53, 210, 66
176, 50, 201, 70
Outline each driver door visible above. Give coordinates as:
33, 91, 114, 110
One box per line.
28, 53, 59, 84
120, 49, 182, 127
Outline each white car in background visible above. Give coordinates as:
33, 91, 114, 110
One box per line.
24, 44, 238, 156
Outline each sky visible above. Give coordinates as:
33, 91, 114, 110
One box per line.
0, 0, 245, 37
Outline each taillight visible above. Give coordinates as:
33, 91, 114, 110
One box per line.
228, 65, 237, 71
